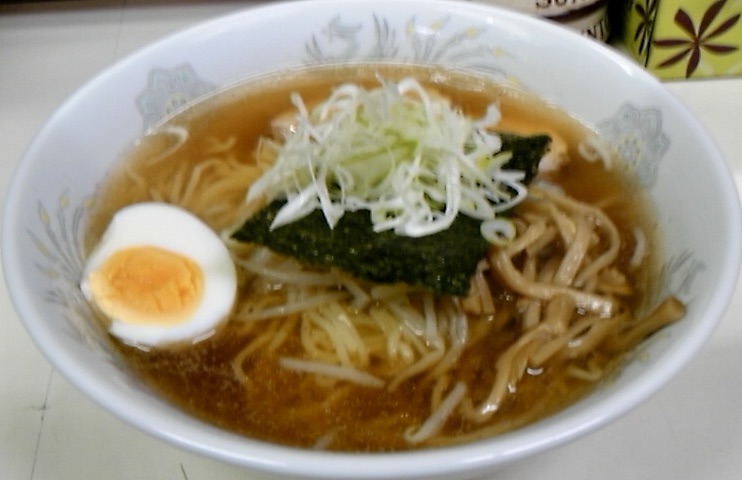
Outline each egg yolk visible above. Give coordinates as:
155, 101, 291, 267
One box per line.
86, 246, 204, 326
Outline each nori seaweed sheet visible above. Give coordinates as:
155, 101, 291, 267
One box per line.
232, 203, 488, 296
231, 133, 550, 296
500, 132, 550, 184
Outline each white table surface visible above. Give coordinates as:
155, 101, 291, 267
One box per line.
1, 2, 741, 479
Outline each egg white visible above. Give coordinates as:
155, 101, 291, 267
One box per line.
80, 202, 237, 347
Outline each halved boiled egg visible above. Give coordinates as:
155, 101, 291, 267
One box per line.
80, 202, 237, 348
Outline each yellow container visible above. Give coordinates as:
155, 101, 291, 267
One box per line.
621, 0, 742, 79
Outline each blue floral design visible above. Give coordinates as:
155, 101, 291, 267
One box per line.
135, 64, 215, 131
659, 251, 706, 300
597, 104, 670, 187
305, 14, 509, 78
29, 193, 118, 362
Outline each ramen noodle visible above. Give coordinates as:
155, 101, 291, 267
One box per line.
81, 65, 685, 451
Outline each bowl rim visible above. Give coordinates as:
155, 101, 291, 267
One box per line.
3, 0, 741, 478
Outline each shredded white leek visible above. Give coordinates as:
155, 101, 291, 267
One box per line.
246, 77, 530, 243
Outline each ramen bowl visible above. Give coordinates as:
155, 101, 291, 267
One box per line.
3, 1, 740, 479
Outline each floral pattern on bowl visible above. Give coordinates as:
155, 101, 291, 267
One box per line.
304, 14, 512, 80
136, 64, 216, 132
597, 103, 670, 188
29, 193, 119, 363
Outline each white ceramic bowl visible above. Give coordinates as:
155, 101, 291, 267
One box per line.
3, 1, 740, 479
